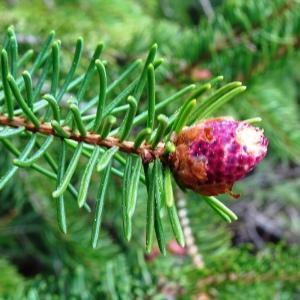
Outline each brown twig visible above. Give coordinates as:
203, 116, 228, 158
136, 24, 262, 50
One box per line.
0, 114, 165, 164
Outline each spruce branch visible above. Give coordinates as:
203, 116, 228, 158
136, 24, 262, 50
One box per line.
189, 0, 296, 65
158, 0, 300, 87
0, 27, 267, 252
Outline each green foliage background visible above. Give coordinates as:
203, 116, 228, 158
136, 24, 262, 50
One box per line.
0, 0, 299, 299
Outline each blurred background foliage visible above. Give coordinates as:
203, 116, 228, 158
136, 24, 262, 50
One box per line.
0, 0, 300, 299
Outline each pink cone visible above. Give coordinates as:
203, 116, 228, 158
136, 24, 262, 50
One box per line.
169, 117, 268, 196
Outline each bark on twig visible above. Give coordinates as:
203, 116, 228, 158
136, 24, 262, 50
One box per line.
0, 114, 165, 164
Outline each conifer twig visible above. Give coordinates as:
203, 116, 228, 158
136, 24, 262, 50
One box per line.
0, 114, 165, 164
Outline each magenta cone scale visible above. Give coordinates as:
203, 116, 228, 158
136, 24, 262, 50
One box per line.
169, 117, 268, 196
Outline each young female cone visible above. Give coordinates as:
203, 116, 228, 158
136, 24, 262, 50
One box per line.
169, 117, 268, 196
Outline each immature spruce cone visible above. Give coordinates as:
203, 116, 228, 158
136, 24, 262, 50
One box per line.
169, 117, 268, 196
